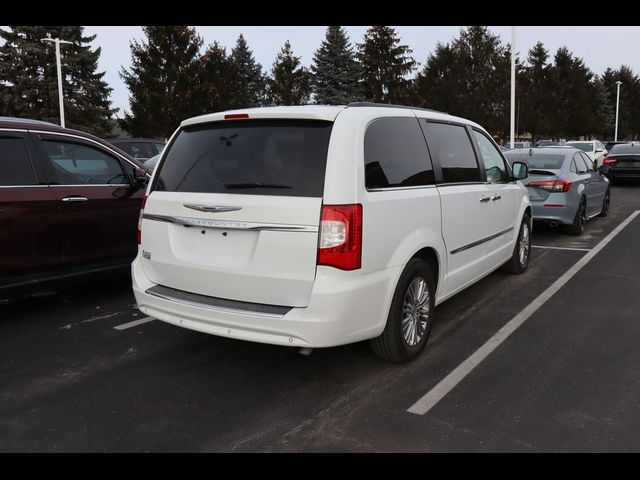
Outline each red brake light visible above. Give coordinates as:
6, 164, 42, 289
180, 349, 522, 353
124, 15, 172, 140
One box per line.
603, 157, 617, 165
528, 180, 572, 193
317, 204, 363, 271
137, 195, 147, 245
224, 113, 249, 120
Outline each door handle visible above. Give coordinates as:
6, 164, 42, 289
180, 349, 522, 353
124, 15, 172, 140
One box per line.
479, 196, 491, 203
491, 195, 502, 201
61, 196, 89, 202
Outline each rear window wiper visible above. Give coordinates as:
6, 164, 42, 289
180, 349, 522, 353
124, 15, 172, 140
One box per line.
223, 182, 293, 189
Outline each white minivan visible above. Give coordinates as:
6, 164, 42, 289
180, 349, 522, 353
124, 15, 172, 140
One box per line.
132, 104, 531, 362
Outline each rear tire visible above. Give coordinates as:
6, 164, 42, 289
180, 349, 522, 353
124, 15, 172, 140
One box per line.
371, 258, 435, 363
501, 213, 531, 274
563, 198, 586, 236
599, 188, 610, 217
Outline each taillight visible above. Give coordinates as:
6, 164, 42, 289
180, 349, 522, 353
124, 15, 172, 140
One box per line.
137, 195, 147, 245
603, 157, 617, 166
528, 180, 573, 193
317, 204, 363, 271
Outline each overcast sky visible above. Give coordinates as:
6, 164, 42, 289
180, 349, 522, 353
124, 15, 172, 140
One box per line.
10, 26, 640, 117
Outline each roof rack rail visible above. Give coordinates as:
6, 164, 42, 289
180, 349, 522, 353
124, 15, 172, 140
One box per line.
346, 102, 447, 115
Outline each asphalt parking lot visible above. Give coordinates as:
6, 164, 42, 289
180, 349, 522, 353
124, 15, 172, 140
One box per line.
1, 183, 640, 452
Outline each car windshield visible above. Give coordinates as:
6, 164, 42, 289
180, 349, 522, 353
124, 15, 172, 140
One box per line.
567, 142, 592, 153
507, 153, 566, 170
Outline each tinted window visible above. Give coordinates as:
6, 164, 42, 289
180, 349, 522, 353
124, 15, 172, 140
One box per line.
507, 152, 566, 170
42, 140, 127, 185
574, 153, 589, 173
0, 137, 35, 186
154, 120, 333, 197
426, 122, 480, 183
364, 117, 434, 189
579, 152, 595, 171
473, 130, 508, 183
568, 142, 592, 153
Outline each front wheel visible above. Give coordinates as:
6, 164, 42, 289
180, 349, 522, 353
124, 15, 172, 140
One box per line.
501, 214, 531, 274
371, 259, 436, 363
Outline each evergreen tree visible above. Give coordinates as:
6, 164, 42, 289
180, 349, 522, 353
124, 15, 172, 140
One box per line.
200, 41, 236, 113
120, 26, 203, 139
310, 26, 363, 104
357, 26, 417, 104
228, 34, 266, 108
415, 26, 512, 136
0, 26, 116, 136
547, 47, 600, 139
266, 40, 310, 106
601, 66, 640, 140
520, 42, 553, 141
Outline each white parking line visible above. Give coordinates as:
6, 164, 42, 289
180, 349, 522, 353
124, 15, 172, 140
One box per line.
407, 210, 640, 416
532, 245, 592, 252
113, 317, 155, 331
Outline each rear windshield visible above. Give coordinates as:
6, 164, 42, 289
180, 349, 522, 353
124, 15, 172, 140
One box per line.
567, 142, 592, 153
507, 153, 566, 170
610, 144, 640, 155
152, 120, 333, 197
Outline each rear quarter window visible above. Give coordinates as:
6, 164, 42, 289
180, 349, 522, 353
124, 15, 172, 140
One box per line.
364, 117, 434, 189
153, 120, 333, 197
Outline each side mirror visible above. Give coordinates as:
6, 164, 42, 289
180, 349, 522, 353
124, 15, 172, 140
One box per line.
512, 161, 528, 180
133, 169, 149, 188
598, 164, 611, 175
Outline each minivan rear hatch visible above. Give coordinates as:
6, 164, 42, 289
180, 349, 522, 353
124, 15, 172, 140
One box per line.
141, 119, 333, 307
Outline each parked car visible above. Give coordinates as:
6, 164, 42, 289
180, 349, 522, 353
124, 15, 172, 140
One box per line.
0, 118, 149, 291
602, 142, 640, 182
106, 138, 165, 161
504, 141, 532, 150
535, 140, 563, 147
565, 140, 607, 167
144, 153, 161, 170
133, 104, 531, 363
505, 147, 610, 235
604, 140, 628, 152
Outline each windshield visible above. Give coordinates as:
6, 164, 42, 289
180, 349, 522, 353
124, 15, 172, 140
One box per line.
507, 153, 566, 170
153, 120, 333, 197
567, 142, 592, 153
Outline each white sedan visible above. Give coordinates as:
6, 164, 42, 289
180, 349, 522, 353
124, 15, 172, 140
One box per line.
566, 140, 608, 167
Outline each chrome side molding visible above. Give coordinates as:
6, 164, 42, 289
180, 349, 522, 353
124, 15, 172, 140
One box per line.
183, 204, 242, 213
143, 213, 318, 233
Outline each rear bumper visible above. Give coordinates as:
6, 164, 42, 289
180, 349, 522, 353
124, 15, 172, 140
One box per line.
531, 202, 576, 225
132, 256, 400, 348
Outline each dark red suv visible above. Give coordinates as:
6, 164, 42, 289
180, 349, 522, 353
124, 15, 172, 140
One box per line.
0, 118, 149, 291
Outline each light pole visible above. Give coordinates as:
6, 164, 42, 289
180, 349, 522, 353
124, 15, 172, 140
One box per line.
41, 36, 73, 128
510, 26, 516, 149
614, 80, 622, 142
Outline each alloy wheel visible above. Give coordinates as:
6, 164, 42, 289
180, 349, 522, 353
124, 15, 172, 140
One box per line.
401, 277, 430, 347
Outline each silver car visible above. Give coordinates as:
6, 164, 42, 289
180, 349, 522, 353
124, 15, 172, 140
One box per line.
505, 147, 611, 235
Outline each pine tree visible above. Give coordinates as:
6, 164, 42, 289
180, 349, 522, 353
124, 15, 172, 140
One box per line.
520, 42, 552, 141
357, 26, 417, 104
200, 41, 236, 113
0, 26, 116, 136
228, 34, 266, 108
601, 66, 640, 140
266, 40, 310, 106
310, 26, 363, 104
415, 26, 512, 136
120, 26, 203, 139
